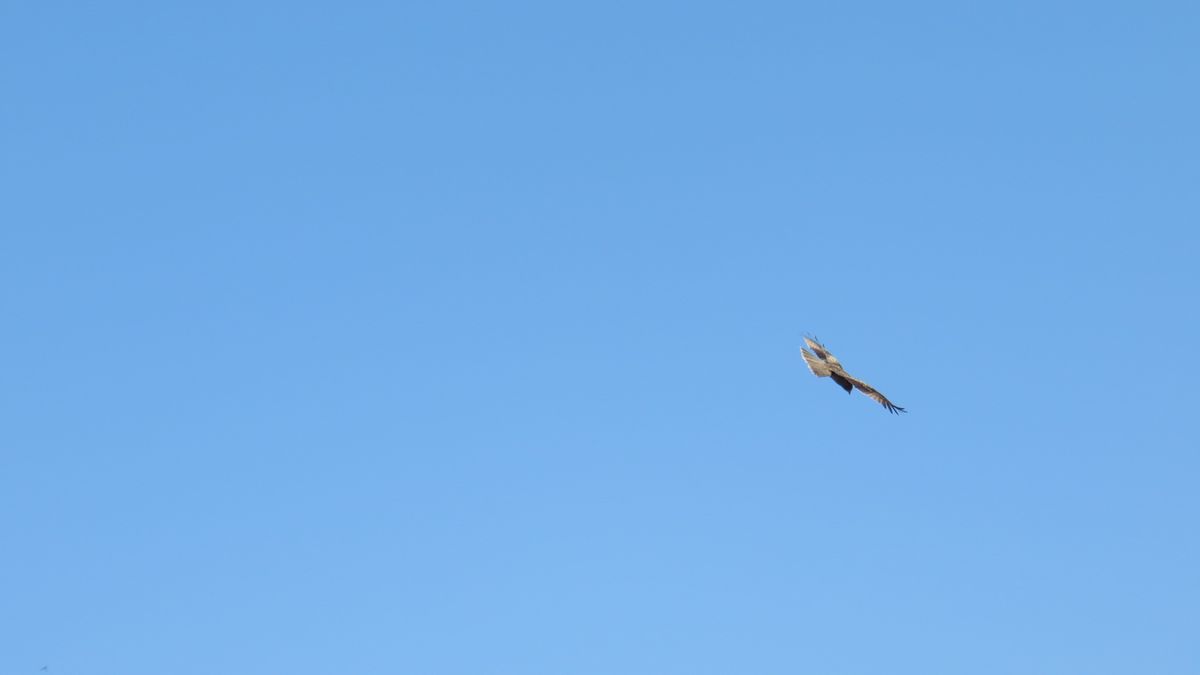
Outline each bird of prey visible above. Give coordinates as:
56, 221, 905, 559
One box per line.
800, 337, 906, 414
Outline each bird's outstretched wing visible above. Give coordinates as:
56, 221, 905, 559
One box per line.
803, 337, 836, 362
844, 374, 906, 414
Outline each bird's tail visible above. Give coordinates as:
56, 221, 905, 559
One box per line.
800, 347, 832, 376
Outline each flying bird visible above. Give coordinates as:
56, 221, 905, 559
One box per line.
800, 337, 906, 414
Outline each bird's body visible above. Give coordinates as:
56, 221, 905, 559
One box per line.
800, 337, 905, 414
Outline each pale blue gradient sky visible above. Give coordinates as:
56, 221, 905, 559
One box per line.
3, 1, 1198, 674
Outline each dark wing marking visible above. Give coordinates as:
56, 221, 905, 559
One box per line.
829, 372, 854, 393
845, 374, 906, 414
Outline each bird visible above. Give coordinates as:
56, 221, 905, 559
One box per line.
800, 336, 906, 414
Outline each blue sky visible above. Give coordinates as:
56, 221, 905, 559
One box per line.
3, 1, 1198, 673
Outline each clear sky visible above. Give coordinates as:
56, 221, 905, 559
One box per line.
3, 1, 1198, 673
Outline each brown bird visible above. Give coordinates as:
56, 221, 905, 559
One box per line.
801, 337, 906, 414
